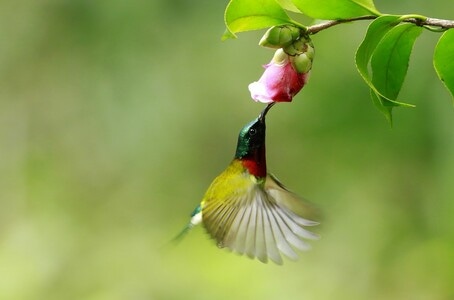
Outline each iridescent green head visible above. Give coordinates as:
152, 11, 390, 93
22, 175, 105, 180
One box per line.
235, 103, 275, 159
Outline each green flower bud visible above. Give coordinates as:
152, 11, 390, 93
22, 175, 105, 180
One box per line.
283, 39, 303, 56
259, 27, 281, 48
305, 43, 315, 60
289, 26, 302, 41
292, 53, 312, 73
259, 25, 302, 49
271, 48, 289, 65
283, 35, 314, 57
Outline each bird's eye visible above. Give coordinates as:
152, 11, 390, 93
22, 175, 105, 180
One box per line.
249, 128, 257, 135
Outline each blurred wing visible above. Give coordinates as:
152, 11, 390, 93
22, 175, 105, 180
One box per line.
202, 174, 319, 265
265, 173, 321, 223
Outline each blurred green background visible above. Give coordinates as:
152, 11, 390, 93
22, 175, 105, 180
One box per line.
1, 1, 453, 299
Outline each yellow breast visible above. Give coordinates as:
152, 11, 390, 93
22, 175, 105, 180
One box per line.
201, 160, 260, 207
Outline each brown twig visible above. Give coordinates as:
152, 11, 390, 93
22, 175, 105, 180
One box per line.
405, 17, 454, 31
307, 16, 376, 34
306, 15, 454, 35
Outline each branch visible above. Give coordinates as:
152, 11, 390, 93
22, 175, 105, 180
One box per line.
307, 16, 376, 34
307, 15, 454, 35
406, 17, 454, 32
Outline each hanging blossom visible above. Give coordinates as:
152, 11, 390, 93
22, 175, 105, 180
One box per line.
248, 26, 314, 103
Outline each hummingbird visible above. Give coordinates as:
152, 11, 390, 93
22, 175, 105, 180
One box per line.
178, 103, 319, 264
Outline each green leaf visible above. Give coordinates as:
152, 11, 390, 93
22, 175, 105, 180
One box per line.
434, 29, 454, 102
356, 15, 401, 82
355, 16, 401, 121
371, 23, 423, 101
370, 90, 393, 125
276, 0, 301, 13
221, 29, 237, 41
291, 0, 380, 20
223, 0, 293, 40
355, 16, 422, 123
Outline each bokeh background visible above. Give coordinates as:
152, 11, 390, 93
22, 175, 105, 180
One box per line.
1, 0, 453, 299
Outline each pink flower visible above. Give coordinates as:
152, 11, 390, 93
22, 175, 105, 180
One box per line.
248, 49, 311, 103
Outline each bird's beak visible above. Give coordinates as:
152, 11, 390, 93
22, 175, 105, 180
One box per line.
259, 103, 276, 122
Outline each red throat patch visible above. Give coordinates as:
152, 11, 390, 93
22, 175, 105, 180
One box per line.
241, 158, 267, 178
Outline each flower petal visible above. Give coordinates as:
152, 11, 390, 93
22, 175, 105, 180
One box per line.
249, 51, 309, 103
248, 81, 274, 103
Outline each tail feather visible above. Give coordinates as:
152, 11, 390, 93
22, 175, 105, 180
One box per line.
171, 205, 203, 245
171, 223, 194, 245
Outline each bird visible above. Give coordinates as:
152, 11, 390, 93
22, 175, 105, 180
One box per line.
176, 103, 319, 264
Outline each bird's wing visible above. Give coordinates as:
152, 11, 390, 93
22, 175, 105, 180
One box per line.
202, 173, 319, 265
265, 173, 321, 224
